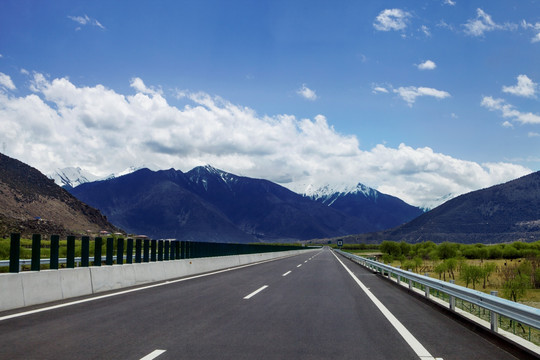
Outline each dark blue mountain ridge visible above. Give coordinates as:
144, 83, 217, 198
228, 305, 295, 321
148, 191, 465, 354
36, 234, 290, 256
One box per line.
70, 165, 422, 242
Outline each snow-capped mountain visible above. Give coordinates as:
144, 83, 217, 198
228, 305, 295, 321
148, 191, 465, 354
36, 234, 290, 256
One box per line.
303, 182, 424, 231
304, 182, 379, 205
49, 167, 101, 190
49, 164, 159, 189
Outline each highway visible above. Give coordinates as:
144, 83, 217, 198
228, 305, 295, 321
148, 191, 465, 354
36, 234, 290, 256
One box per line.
0, 248, 523, 359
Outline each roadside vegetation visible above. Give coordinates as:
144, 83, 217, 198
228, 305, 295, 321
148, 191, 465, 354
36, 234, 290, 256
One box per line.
336, 240, 540, 306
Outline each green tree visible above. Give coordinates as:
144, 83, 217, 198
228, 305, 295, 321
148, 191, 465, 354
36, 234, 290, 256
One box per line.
413, 256, 423, 273
502, 262, 532, 302
434, 262, 447, 281
488, 245, 503, 259
481, 262, 497, 289
380, 241, 401, 257
460, 264, 483, 289
437, 242, 457, 260
444, 258, 457, 280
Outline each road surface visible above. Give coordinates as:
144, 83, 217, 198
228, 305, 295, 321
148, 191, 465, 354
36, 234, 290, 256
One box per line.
0, 248, 523, 359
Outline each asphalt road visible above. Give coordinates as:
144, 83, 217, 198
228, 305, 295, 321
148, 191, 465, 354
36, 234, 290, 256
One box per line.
0, 248, 523, 359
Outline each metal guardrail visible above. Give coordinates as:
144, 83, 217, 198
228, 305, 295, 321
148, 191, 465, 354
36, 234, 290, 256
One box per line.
335, 249, 540, 333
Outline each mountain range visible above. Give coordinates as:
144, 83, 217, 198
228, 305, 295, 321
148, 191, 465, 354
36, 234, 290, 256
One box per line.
340, 171, 540, 244
70, 165, 422, 242
0, 153, 119, 236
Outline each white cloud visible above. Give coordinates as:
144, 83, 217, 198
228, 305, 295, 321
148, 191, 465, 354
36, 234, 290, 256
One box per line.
130, 77, 162, 96
373, 9, 411, 32
443, 0, 456, 5
529, 132, 540, 137
420, 25, 431, 37
372, 85, 389, 94
297, 84, 317, 101
417, 60, 436, 70
0, 72, 16, 90
521, 20, 540, 43
481, 96, 540, 124
463, 8, 516, 37
502, 75, 537, 98
502, 121, 513, 128
67, 15, 105, 30
394, 86, 450, 106
0, 72, 531, 208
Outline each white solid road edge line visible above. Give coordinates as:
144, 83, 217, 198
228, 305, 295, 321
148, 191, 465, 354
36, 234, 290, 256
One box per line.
140, 349, 166, 360
331, 251, 442, 360
244, 285, 269, 299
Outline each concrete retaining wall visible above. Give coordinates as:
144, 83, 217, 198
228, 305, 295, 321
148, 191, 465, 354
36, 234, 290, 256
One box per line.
0, 249, 314, 312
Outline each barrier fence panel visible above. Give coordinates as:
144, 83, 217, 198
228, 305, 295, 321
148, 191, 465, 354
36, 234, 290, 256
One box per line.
2, 233, 309, 273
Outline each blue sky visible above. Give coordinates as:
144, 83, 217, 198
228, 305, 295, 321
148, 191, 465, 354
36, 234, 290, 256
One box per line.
0, 0, 539, 208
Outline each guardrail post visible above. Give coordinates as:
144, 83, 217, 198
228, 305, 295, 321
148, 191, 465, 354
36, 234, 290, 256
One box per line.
490, 291, 499, 333
135, 238, 142, 263
407, 269, 413, 289
106, 237, 114, 265
67, 235, 76, 268
164, 241, 170, 260
50, 234, 59, 270
81, 236, 90, 267
424, 273, 430, 298
158, 240, 164, 261
143, 239, 150, 262
449, 280, 456, 310
31, 234, 41, 271
9, 233, 21, 273
94, 237, 102, 266
117, 238, 124, 265
151, 240, 157, 262
126, 238, 133, 264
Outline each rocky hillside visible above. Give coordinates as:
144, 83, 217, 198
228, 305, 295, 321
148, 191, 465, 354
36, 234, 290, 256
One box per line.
340, 171, 540, 244
0, 153, 119, 236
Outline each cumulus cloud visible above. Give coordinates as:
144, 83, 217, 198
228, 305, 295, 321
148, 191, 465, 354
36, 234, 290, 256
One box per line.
68, 15, 105, 30
372, 87, 389, 94
521, 20, 540, 43
0, 72, 16, 90
297, 84, 317, 101
417, 60, 436, 70
0, 72, 531, 208
481, 96, 540, 124
394, 86, 450, 106
373, 9, 411, 32
463, 8, 516, 36
502, 75, 537, 98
